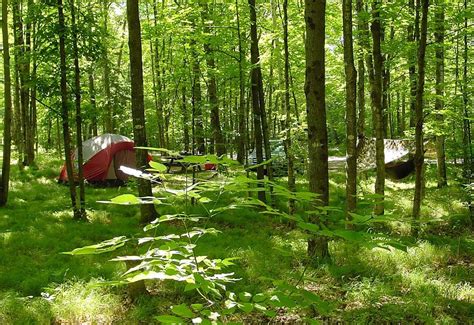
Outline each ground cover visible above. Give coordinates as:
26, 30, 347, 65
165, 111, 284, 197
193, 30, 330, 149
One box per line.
0, 153, 472, 323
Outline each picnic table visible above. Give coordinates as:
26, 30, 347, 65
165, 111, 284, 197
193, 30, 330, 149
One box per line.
159, 154, 202, 173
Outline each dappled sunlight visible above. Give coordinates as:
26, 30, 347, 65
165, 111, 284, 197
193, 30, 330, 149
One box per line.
48, 279, 124, 324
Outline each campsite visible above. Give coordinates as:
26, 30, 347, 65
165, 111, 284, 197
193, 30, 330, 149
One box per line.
0, 0, 473, 324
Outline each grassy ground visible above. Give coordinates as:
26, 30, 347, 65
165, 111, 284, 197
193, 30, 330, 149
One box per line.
0, 153, 472, 324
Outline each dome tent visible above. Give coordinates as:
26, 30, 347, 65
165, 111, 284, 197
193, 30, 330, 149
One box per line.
58, 134, 139, 184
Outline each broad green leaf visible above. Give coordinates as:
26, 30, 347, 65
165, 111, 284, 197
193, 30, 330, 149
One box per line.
62, 236, 127, 255
149, 161, 167, 172
110, 194, 141, 205
253, 293, 266, 303
238, 302, 254, 313
171, 304, 194, 318
239, 292, 252, 302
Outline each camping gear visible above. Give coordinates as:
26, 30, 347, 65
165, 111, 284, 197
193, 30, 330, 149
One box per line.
356, 137, 417, 179
58, 134, 140, 184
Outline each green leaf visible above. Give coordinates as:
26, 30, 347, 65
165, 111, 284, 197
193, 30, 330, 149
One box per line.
239, 292, 252, 302
238, 302, 254, 313
62, 236, 128, 255
155, 315, 185, 324
297, 222, 320, 233
171, 304, 194, 318
149, 161, 167, 172
191, 304, 204, 312
253, 293, 266, 303
109, 194, 141, 205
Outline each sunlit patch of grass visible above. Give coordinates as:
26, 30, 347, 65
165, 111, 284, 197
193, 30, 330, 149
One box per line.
48, 279, 124, 323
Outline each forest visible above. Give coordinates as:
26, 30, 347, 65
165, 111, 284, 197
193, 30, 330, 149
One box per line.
0, 0, 472, 323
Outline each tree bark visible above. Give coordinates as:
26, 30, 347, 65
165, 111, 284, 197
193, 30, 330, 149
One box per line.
0, 0, 13, 206
371, 0, 385, 215
202, 4, 225, 156
412, 0, 429, 236
249, 0, 266, 202
71, 0, 86, 219
356, 0, 365, 141
343, 0, 357, 222
434, 0, 447, 188
305, 0, 330, 261
127, 0, 158, 225
102, 0, 113, 133
235, 0, 246, 164
283, 0, 296, 214
58, 0, 80, 219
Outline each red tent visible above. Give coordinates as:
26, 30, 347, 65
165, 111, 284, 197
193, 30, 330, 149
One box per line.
58, 134, 140, 183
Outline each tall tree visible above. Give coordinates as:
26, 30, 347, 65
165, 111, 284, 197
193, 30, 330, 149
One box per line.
356, 0, 366, 141
283, 0, 296, 214
190, 20, 205, 154
343, 0, 358, 220
305, 0, 330, 260
102, 0, 113, 133
127, 0, 158, 224
412, 0, 429, 235
0, 0, 13, 206
235, 0, 246, 164
58, 0, 80, 219
202, 4, 225, 156
434, 0, 447, 188
249, 0, 266, 202
371, 0, 385, 215
71, 0, 86, 218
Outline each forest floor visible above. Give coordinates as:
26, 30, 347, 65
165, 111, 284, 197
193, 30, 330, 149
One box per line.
0, 152, 472, 324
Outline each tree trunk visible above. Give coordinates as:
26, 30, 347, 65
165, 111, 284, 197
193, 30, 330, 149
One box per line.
236, 0, 246, 164
58, 0, 80, 219
356, 0, 365, 142
0, 0, 13, 206
190, 26, 205, 154
182, 82, 190, 152
89, 72, 98, 136
283, 0, 296, 214
343, 0, 357, 222
305, 0, 330, 261
412, 0, 429, 236
434, 0, 447, 188
202, 4, 225, 156
153, 0, 166, 148
249, 0, 266, 202
71, 0, 86, 219
408, 0, 420, 128
103, 0, 113, 133
371, 0, 385, 215
127, 0, 158, 225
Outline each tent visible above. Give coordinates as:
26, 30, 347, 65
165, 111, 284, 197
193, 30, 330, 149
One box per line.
58, 134, 139, 184
356, 137, 417, 179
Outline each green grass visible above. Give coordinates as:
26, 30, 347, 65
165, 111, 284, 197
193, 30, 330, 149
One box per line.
0, 152, 472, 323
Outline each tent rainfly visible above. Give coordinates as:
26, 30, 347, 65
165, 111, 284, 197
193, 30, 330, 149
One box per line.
58, 134, 140, 184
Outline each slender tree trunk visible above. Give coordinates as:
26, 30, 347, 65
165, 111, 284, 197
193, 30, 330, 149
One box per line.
305, 0, 330, 261
283, 0, 296, 214
202, 4, 225, 156
103, 0, 113, 133
249, 0, 266, 202
371, 0, 385, 215
434, 0, 447, 188
356, 0, 365, 142
182, 82, 190, 152
71, 0, 86, 218
152, 0, 165, 148
236, 0, 246, 164
58, 0, 80, 219
412, 0, 429, 236
408, 0, 420, 127
89, 72, 98, 136
190, 21, 205, 154
461, 0, 472, 219
0, 0, 13, 206
127, 0, 158, 226
343, 0, 357, 222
